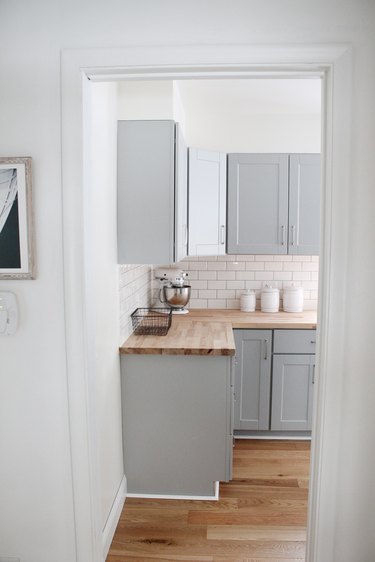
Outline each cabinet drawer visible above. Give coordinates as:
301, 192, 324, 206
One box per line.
273, 329, 316, 354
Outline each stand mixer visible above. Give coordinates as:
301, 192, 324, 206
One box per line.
155, 268, 191, 314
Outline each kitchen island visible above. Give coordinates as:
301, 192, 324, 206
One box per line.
119, 309, 317, 498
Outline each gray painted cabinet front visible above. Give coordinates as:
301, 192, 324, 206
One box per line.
271, 354, 315, 431
227, 153, 320, 255
120, 354, 233, 497
227, 154, 289, 254
117, 120, 187, 264
233, 329, 272, 430
289, 154, 321, 255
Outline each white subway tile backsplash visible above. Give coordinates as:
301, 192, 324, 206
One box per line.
218, 271, 236, 280
236, 254, 254, 261
190, 280, 208, 289
218, 289, 236, 299
246, 262, 265, 271
255, 271, 274, 281
199, 289, 217, 299
256, 255, 274, 261
209, 280, 227, 290
227, 280, 246, 289
190, 299, 208, 308
302, 261, 320, 271
274, 272, 293, 281
292, 272, 311, 281
236, 271, 255, 281
293, 255, 311, 262
226, 299, 241, 309
265, 261, 282, 271
119, 264, 153, 342
207, 261, 227, 270
284, 261, 302, 271
198, 271, 217, 280
208, 299, 226, 308
274, 255, 293, 262
227, 261, 246, 271
180, 254, 319, 311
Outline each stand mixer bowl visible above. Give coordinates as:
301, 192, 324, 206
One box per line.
163, 285, 191, 311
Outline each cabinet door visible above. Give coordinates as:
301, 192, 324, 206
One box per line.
117, 120, 175, 265
233, 329, 272, 430
271, 354, 315, 431
227, 154, 289, 254
288, 154, 321, 255
174, 125, 188, 262
188, 148, 227, 256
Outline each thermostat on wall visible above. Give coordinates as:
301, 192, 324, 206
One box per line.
0, 292, 18, 335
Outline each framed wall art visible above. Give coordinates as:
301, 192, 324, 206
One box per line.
0, 157, 35, 279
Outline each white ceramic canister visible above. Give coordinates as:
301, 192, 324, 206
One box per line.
260, 285, 280, 313
283, 284, 304, 312
240, 290, 256, 312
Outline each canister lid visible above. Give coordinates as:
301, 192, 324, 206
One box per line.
261, 284, 279, 294
283, 284, 303, 293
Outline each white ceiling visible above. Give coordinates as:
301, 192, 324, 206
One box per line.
176, 78, 321, 116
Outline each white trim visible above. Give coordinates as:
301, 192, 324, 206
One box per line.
127, 481, 219, 501
61, 44, 352, 562
102, 475, 127, 560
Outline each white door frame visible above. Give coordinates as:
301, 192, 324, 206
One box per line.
61, 44, 352, 562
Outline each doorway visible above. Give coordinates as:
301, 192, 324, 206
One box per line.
61, 44, 352, 562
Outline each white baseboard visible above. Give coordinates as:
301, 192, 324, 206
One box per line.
102, 474, 127, 560
127, 481, 219, 501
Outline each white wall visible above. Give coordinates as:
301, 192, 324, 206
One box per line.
117, 80, 174, 120
117, 79, 321, 152
83, 82, 124, 534
0, 2, 374, 562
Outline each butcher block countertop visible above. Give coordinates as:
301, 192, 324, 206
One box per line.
119, 309, 317, 356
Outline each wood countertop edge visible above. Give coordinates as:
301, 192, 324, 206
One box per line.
119, 309, 317, 356
120, 347, 235, 356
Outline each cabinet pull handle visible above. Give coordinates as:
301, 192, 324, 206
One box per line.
281, 225, 286, 246
310, 340, 316, 344
312, 364, 315, 384
291, 224, 296, 246
220, 224, 225, 245
264, 339, 268, 360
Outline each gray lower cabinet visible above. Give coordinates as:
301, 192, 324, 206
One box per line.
271, 354, 315, 431
234, 328, 316, 433
227, 153, 320, 255
117, 120, 188, 264
120, 354, 233, 497
233, 330, 272, 430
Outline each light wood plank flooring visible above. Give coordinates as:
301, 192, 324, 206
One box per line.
107, 439, 310, 562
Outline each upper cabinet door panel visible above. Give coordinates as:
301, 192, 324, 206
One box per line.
288, 154, 321, 255
117, 120, 175, 264
188, 148, 226, 256
175, 125, 188, 263
227, 154, 289, 254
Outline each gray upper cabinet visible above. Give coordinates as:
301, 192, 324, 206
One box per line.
233, 329, 272, 430
271, 354, 315, 431
227, 153, 320, 255
289, 154, 321, 255
227, 154, 289, 254
117, 120, 187, 264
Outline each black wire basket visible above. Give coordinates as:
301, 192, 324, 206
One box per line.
131, 308, 172, 336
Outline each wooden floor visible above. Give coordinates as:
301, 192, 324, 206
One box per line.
107, 439, 311, 562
